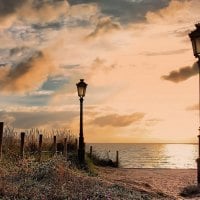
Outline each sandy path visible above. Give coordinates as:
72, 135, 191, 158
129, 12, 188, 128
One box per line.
97, 168, 197, 199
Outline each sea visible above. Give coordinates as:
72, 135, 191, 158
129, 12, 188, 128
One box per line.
86, 143, 198, 169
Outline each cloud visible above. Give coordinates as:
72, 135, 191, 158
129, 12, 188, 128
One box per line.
90, 57, 116, 72
31, 21, 64, 30
186, 104, 198, 111
19, 0, 68, 22
91, 112, 145, 127
0, 50, 56, 93
9, 46, 31, 56
86, 17, 120, 38
0, 0, 25, 17
0, 0, 100, 29
174, 29, 191, 37
0, 110, 78, 129
87, 58, 117, 87
68, 3, 99, 20
0, 63, 7, 67
0, 114, 16, 127
0, 0, 68, 27
68, 0, 170, 24
143, 48, 190, 56
146, 0, 200, 24
161, 62, 198, 83
145, 118, 162, 127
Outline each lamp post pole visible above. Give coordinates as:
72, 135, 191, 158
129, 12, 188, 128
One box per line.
76, 79, 87, 164
189, 24, 200, 185
78, 97, 85, 163
197, 57, 200, 185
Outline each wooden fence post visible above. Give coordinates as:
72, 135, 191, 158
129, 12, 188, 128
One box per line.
38, 134, 43, 162
89, 146, 93, 158
63, 138, 67, 158
0, 122, 4, 160
75, 138, 78, 151
53, 136, 57, 155
20, 132, 25, 159
116, 151, 119, 167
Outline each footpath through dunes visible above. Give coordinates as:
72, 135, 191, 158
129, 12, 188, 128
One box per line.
97, 167, 197, 200
0, 156, 175, 200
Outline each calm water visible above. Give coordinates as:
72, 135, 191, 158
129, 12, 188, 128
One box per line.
86, 143, 198, 169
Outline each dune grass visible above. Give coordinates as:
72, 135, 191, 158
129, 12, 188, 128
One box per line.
2, 127, 77, 161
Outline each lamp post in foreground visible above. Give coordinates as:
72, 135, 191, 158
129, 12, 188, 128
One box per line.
189, 23, 200, 185
76, 79, 87, 163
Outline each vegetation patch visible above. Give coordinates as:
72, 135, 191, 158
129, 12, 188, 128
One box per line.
180, 185, 200, 198
87, 151, 118, 167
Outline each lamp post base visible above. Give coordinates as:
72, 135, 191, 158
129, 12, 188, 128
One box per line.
197, 158, 200, 186
78, 148, 85, 164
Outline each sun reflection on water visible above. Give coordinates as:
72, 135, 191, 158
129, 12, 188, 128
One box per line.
87, 143, 198, 169
162, 144, 197, 169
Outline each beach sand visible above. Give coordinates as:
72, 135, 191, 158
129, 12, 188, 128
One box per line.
97, 167, 197, 199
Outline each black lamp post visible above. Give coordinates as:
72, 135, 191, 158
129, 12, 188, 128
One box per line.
189, 23, 200, 185
76, 79, 87, 163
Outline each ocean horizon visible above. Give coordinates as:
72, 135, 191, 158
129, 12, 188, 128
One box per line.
86, 143, 198, 169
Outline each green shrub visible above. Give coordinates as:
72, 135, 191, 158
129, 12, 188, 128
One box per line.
85, 155, 98, 176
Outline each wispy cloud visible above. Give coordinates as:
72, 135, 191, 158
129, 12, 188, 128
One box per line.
86, 17, 120, 39
0, 110, 78, 129
161, 62, 198, 83
143, 48, 190, 56
91, 112, 145, 127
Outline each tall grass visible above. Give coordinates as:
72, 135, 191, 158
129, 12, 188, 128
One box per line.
2, 126, 77, 161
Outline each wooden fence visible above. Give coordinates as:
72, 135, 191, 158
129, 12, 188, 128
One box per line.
0, 122, 119, 166
0, 122, 78, 161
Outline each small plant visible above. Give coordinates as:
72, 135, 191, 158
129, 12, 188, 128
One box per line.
87, 151, 117, 167
85, 155, 98, 176
180, 185, 200, 197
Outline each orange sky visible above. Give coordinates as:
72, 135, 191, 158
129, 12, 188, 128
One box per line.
0, 0, 200, 143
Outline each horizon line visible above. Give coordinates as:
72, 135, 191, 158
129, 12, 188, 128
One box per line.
86, 142, 197, 144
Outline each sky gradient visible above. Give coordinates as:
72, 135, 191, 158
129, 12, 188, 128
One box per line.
0, 0, 200, 143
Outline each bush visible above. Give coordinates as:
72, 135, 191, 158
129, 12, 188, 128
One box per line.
87, 151, 118, 167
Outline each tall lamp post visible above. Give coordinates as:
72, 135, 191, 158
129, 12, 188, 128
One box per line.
189, 23, 200, 185
76, 79, 88, 163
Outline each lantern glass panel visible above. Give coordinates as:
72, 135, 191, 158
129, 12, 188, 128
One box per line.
196, 36, 200, 56
77, 87, 85, 97
76, 79, 87, 98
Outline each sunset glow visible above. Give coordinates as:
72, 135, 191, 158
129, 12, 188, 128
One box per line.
0, 0, 200, 143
